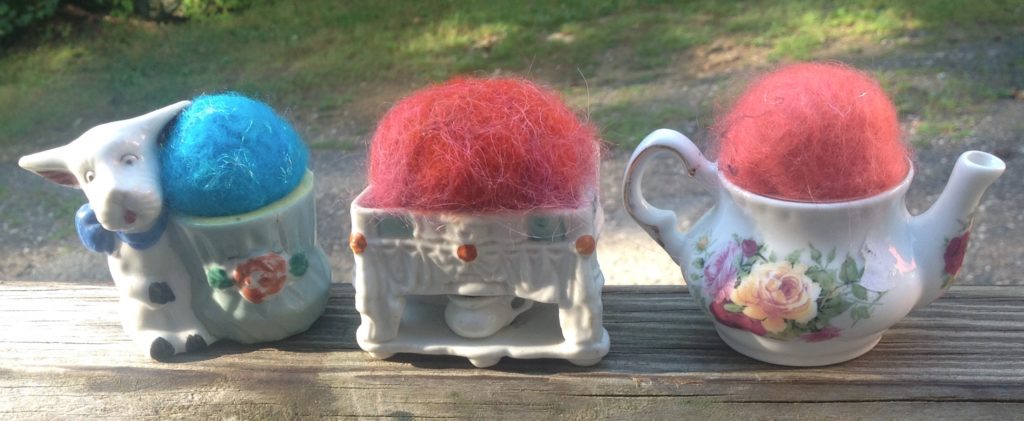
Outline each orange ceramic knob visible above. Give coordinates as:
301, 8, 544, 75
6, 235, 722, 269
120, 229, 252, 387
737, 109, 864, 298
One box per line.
457, 244, 477, 262
350, 233, 367, 254
575, 235, 596, 255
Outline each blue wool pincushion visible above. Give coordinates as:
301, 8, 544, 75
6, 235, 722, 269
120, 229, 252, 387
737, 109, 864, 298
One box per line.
160, 93, 308, 217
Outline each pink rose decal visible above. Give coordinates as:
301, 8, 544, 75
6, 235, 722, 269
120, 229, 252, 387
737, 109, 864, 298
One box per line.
730, 261, 821, 334
704, 242, 741, 303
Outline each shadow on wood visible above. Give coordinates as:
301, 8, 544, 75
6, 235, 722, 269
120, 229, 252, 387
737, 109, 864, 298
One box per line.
1, 281, 1022, 418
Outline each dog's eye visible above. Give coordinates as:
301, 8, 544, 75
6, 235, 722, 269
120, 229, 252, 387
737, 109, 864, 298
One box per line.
85, 170, 95, 183
121, 154, 139, 166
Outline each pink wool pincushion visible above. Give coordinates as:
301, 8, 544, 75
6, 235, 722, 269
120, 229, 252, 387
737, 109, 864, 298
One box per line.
714, 62, 910, 202
364, 77, 601, 212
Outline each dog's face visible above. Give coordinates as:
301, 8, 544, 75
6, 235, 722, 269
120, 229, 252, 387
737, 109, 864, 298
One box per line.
19, 101, 189, 233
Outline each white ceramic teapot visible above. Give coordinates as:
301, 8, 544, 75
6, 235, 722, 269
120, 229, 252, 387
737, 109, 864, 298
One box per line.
623, 129, 1005, 366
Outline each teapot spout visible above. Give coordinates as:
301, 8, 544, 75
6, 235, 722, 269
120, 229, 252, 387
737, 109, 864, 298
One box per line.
910, 151, 1005, 308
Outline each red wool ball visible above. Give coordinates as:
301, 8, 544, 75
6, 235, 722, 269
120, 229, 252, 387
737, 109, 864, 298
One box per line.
714, 62, 909, 202
364, 77, 600, 212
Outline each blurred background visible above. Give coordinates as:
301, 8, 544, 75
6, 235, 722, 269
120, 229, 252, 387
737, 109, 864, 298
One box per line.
1, 0, 1021, 285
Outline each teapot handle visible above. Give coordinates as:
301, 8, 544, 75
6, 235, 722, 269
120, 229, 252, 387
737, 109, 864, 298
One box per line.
622, 129, 719, 262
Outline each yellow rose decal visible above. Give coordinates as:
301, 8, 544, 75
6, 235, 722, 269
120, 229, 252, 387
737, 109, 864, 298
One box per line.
730, 261, 822, 333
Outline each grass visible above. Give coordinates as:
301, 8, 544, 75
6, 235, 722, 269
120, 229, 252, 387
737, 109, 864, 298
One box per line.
1, 0, 1021, 154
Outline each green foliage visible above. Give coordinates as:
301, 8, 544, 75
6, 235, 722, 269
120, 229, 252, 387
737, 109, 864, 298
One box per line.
179, 0, 249, 19
77, 0, 249, 19
0, 0, 60, 39
0, 0, 1020, 153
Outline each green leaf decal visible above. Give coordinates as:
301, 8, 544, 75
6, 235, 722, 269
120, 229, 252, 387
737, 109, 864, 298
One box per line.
723, 303, 745, 313
207, 266, 233, 289
840, 255, 860, 284
289, 253, 309, 277
852, 284, 869, 300
826, 247, 836, 263
806, 267, 836, 292
850, 306, 871, 321
810, 245, 822, 264
785, 249, 802, 265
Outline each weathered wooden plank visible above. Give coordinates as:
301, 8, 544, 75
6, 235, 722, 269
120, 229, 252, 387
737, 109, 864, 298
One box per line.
0, 281, 1022, 419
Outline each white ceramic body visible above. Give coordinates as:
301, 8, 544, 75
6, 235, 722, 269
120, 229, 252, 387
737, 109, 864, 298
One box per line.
171, 172, 332, 344
18, 102, 330, 360
350, 190, 609, 367
623, 129, 1005, 366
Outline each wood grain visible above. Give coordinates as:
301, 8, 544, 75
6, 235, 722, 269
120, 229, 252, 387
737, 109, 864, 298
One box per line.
1, 281, 1022, 419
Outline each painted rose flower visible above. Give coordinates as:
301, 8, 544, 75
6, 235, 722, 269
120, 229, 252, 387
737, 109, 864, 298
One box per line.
741, 239, 759, 258
730, 261, 821, 334
711, 301, 767, 336
944, 231, 970, 276
232, 253, 289, 304
704, 242, 741, 303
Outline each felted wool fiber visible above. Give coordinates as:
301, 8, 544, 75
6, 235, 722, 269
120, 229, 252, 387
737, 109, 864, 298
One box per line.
365, 77, 600, 212
160, 93, 308, 216
714, 62, 909, 202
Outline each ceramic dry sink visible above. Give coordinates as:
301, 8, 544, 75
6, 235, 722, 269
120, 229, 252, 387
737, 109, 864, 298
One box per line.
18, 99, 331, 361
350, 77, 609, 367
623, 129, 1005, 366
350, 191, 609, 368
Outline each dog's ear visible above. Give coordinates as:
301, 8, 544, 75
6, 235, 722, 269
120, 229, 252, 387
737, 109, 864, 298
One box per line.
19, 146, 79, 188
124, 100, 191, 147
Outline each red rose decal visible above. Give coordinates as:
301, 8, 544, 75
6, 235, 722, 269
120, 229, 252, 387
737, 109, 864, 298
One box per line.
741, 239, 759, 258
232, 253, 289, 304
710, 301, 767, 336
943, 231, 970, 276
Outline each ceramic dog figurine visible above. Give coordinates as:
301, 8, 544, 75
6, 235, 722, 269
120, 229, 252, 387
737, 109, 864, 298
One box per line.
18, 101, 333, 361
19, 101, 214, 360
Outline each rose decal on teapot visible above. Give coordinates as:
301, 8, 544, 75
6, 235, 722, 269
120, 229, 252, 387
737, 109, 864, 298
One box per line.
689, 235, 888, 342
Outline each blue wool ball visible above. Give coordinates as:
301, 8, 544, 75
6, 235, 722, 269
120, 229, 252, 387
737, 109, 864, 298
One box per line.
160, 93, 309, 217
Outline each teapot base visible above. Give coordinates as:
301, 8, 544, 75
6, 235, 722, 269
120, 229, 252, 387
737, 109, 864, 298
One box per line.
716, 325, 883, 367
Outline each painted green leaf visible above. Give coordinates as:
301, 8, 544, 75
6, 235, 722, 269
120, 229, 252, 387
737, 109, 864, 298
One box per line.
852, 284, 869, 300
840, 256, 860, 284
376, 215, 414, 238
723, 303, 744, 313
527, 216, 567, 242
289, 252, 309, 277
693, 258, 705, 269
769, 251, 778, 262
817, 296, 851, 321
850, 306, 871, 321
810, 245, 822, 264
206, 266, 233, 289
826, 247, 836, 263
785, 249, 802, 265
807, 268, 836, 292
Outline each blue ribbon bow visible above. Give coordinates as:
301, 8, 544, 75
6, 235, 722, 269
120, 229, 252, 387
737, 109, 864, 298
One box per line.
75, 203, 167, 255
